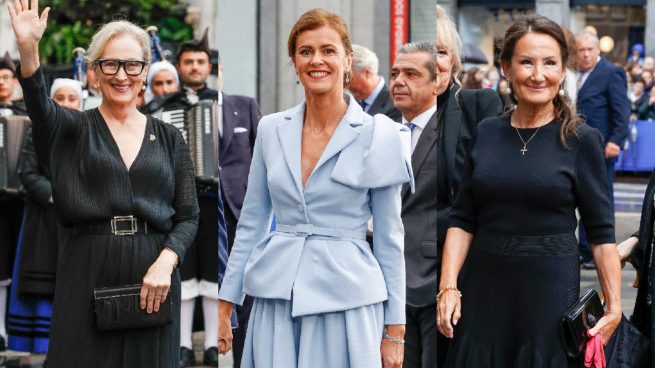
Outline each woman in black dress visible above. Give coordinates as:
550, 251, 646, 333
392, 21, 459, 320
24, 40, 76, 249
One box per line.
437, 15, 623, 367
9, 3, 199, 367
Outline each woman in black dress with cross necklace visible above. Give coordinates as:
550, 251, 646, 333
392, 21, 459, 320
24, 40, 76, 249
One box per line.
9, 2, 199, 367
437, 15, 622, 366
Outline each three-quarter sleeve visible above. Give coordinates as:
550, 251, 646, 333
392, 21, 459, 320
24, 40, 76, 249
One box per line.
218, 127, 272, 305
448, 130, 478, 234
18, 67, 85, 167
575, 126, 615, 244
163, 128, 200, 263
371, 184, 406, 325
18, 128, 52, 207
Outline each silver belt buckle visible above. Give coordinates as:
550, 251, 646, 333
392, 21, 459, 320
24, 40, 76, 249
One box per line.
111, 215, 137, 236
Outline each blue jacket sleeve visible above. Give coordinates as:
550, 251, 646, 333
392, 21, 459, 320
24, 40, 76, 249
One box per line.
607, 66, 630, 147
217, 126, 272, 305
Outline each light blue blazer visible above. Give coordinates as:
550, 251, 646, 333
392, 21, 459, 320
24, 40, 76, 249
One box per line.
218, 96, 413, 325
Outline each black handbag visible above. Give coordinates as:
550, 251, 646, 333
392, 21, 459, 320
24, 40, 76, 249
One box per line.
561, 289, 605, 358
93, 284, 173, 331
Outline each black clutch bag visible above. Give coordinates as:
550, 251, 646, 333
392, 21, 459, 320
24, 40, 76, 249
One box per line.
93, 284, 173, 331
560, 289, 605, 358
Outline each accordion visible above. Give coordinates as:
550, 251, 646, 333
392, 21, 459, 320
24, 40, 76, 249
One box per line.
160, 100, 218, 183
0, 116, 30, 195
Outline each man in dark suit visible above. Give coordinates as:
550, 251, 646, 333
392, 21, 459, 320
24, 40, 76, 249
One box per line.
349, 44, 401, 122
575, 30, 630, 268
391, 42, 438, 368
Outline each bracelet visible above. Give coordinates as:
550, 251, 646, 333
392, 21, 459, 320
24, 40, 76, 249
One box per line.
436, 286, 462, 302
383, 332, 405, 344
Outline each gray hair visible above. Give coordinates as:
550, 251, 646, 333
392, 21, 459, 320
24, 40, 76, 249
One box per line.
86, 21, 151, 65
575, 30, 599, 47
397, 42, 437, 81
351, 44, 379, 74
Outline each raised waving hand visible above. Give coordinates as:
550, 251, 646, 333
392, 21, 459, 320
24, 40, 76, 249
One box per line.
7, 0, 50, 76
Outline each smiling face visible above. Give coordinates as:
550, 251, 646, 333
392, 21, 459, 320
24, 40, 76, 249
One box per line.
390, 52, 438, 121
502, 32, 564, 110
293, 26, 352, 96
95, 34, 147, 107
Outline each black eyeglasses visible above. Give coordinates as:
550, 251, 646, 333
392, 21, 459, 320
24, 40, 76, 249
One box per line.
94, 59, 147, 76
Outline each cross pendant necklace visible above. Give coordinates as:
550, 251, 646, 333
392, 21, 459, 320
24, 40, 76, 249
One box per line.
514, 125, 542, 156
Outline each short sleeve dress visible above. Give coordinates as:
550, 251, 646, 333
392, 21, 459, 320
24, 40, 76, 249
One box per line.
445, 115, 614, 367
18, 68, 199, 368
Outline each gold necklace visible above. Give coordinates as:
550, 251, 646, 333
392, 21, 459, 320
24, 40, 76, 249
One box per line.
512, 118, 545, 156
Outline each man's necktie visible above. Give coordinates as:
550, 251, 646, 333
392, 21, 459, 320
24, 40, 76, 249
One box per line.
358, 100, 367, 111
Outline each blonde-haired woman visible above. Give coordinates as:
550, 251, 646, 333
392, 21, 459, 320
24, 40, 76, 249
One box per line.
9, 2, 199, 367
434, 7, 501, 366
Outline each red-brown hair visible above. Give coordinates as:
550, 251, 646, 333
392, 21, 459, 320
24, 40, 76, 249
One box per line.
287, 9, 353, 60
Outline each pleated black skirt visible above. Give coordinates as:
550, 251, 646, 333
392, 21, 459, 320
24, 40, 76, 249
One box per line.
445, 229, 581, 368
46, 231, 180, 368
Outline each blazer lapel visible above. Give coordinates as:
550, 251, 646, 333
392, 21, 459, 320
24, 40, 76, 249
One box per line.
221, 93, 237, 155
277, 106, 305, 196
401, 111, 437, 197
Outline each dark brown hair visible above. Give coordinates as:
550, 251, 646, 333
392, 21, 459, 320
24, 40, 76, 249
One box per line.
500, 14, 581, 147
287, 9, 353, 86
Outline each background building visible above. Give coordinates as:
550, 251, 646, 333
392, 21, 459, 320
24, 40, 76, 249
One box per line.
439, 0, 648, 70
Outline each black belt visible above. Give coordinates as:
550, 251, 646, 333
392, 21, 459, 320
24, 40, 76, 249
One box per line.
73, 215, 156, 236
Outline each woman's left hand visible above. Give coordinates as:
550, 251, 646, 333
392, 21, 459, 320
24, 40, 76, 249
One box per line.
588, 309, 621, 346
380, 325, 404, 368
141, 248, 177, 313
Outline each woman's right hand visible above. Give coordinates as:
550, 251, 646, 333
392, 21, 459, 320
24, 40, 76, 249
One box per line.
8, 0, 49, 45
436, 290, 461, 338
218, 300, 234, 355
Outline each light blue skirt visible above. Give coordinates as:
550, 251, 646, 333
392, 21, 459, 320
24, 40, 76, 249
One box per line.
240, 298, 385, 368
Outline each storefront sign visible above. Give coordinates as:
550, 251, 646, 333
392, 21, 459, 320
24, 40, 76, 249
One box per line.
390, 0, 409, 65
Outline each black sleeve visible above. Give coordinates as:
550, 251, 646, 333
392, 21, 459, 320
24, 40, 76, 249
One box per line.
164, 127, 200, 263
448, 126, 479, 234
575, 126, 615, 244
18, 128, 52, 207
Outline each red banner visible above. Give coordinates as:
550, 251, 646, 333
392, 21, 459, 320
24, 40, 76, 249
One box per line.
390, 0, 409, 65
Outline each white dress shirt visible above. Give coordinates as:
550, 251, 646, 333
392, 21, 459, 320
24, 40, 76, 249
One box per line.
402, 104, 436, 153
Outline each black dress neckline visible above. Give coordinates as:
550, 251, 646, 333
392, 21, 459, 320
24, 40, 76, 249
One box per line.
93, 108, 152, 173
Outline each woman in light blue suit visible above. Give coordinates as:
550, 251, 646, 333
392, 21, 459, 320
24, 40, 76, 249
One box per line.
218, 9, 412, 368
